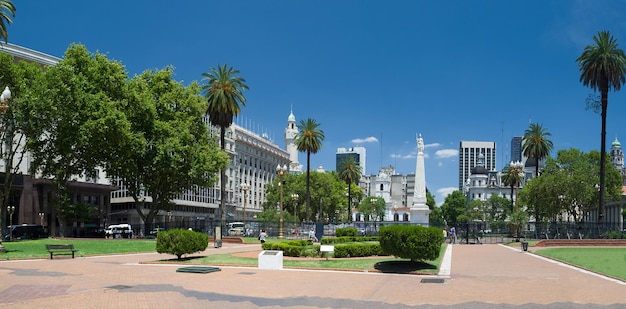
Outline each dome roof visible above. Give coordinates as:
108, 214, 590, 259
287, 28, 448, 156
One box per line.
524, 157, 537, 168
471, 166, 488, 175
288, 111, 296, 122
612, 137, 621, 148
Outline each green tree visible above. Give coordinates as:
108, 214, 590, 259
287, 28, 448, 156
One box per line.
337, 156, 362, 223
16, 44, 129, 236
440, 190, 467, 224
358, 196, 386, 231
522, 123, 553, 177
520, 148, 622, 225
110, 68, 228, 235
0, 52, 43, 242
0, 0, 15, 42
295, 118, 324, 222
577, 30, 626, 223
201, 64, 248, 229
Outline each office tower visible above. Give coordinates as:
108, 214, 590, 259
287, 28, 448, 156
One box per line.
459, 141, 497, 190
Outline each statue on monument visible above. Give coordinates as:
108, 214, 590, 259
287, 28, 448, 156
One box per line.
417, 133, 424, 154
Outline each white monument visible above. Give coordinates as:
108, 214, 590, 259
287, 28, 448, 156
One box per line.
410, 134, 431, 225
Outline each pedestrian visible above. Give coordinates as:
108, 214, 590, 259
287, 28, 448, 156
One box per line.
443, 228, 448, 242
258, 229, 267, 244
308, 228, 318, 242
449, 226, 456, 244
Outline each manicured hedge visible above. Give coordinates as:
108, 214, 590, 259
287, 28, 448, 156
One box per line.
379, 225, 443, 261
332, 243, 384, 258
261, 239, 316, 257
156, 229, 209, 259
336, 227, 358, 237
321, 236, 379, 244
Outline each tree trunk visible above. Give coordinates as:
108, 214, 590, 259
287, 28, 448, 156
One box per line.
598, 88, 607, 227
220, 126, 227, 235
305, 151, 311, 223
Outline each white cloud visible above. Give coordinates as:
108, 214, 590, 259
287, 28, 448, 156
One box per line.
390, 153, 415, 159
425, 142, 441, 148
436, 187, 458, 199
351, 136, 378, 144
435, 149, 458, 158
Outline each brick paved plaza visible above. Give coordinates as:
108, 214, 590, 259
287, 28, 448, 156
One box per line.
0, 243, 624, 308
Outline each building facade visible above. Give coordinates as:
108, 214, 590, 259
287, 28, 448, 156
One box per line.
459, 141, 497, 190
336, 146, 366, 176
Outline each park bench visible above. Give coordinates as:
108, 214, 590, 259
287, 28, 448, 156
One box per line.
45, 244, 76, 259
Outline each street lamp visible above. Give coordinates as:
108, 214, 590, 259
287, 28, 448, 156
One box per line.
39, 212, 45, 226
167, 211, 173, 229
8, 205, 15, 240
276, 164, 287, 239
240, 182, 249, 227
291, 193, 299, 233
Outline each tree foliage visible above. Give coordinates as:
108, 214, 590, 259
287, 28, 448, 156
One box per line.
15, 44, 129, 235
519, 148, 622, 224
109, 67, 228, 233
440, 190, 467, 224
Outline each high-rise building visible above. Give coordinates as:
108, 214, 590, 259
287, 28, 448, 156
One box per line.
336, 146, 366, 174
459, 141, 497, 190
510, 136, 522, 163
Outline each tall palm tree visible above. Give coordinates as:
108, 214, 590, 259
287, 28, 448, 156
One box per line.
201, 64, 248, 228
295, 118, 324, 222
338, 156, 362, 223
577, 30, 626, 224
522, 123, 553, 177
0, 0, 15, 43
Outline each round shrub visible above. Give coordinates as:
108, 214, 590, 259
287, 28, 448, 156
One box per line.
156, 229, 209, 259
379, 225, 443, 261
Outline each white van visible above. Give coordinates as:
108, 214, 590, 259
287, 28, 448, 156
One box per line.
105, 224, 133, 239
227, 222, 245, 236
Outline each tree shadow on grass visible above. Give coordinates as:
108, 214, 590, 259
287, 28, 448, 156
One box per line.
374, 260, 436, 274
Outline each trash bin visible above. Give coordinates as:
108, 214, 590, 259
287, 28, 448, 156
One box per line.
521, 241, 528, 252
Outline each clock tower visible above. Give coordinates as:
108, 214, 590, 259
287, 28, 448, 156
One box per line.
285, 108, 302, 173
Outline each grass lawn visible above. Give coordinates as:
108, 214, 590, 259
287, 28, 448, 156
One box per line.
158, 242, 448, 275
0, 238, 156, 260
535, 247, 626, 280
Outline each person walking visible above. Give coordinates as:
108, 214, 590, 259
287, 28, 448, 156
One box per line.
449, 226, 456, 244
258, 229, 267, 245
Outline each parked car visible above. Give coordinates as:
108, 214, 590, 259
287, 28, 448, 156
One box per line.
5, 224, 48, 240
227, 222, 245, 236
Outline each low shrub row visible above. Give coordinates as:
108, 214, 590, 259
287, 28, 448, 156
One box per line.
261, 239, 316, 257
605, 231, 626, 239
336, 227, 358, 237
332, 243, 384, 258
320, 236, 379, 244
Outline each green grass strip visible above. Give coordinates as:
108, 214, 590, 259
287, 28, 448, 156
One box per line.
535, 247, 626, 280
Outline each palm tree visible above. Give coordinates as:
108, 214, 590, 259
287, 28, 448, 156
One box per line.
295, 118, 324, 223
0, 0, 15, 43
577, 30, 626, 224
522, 123, 553, 177
201, 64, 248, 228
338, 156, 362, 223
502, 161, 524, 240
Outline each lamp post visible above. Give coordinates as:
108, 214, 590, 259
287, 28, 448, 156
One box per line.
8, 205, 15, 241
167, 211, 172, 229
39, 212, 45, 226
291, 193, 299, 233
240, 182, 249, 228
0, 87, 10, 251
276, 164, 287, 239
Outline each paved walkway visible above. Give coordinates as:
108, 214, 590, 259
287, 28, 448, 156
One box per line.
0, 243, 625, 308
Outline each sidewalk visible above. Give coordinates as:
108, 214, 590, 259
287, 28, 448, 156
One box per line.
0, 243, 624, 308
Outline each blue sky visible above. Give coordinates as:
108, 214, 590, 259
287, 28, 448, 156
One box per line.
7, 1, 626, 204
